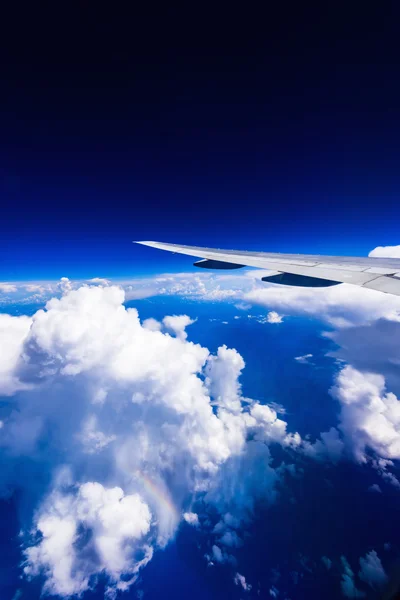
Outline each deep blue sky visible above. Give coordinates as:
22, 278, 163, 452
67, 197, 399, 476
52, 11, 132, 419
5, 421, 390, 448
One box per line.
1, 3, 400, 279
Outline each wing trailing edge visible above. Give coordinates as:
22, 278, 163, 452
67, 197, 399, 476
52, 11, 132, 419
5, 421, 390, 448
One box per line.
134, 241, 400, 297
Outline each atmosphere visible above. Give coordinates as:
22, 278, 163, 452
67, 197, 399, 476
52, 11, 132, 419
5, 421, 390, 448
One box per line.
1, 5, 400, 600
2, 5, 400, 279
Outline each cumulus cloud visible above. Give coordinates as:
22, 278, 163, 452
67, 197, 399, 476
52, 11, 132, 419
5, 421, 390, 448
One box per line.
57, 277, 73, 295
303, 427, 345, 463
369, 244, 400, 258
24, 481, 152, 597
331, 366, 400, 463
245, 283, 400, 328
87, 277, 110, 286
358, 550, 388, 589
0, 313, 32, 395
183, 512, 199, 527
266, 311, 283, 324
0, 285, 301, 597
162, 314, 196, 340
341, 557, 365, 598
234, 572, 251, 592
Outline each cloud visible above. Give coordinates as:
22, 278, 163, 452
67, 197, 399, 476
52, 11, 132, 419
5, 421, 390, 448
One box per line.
326, 319, 400, 393
244, 283, 400, 328
341, 557, 366, 598
321, 556, 332, 570
142, 317, 162, 331
162, 314, 196, 340
295, 354, 313, 364
57, 277, 73, 295
24, 284, 46, 293
369, 244, 400, 258
24, 481, 152, 597
87, 277, 110, 286
183, 512, 199, 527
303, 427, 345, 463
234, 572, 251, 592
368, 483, 382, 493
331, 366, 400, 463
0, 284, 301, 597
358, 550, 388, 590
0, 313, 32, 395
0, 283, 18, 293
218, 529, 242, 548
266, 311, 283, 324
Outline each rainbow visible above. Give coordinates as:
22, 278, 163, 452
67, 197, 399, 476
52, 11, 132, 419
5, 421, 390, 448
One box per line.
135, 471, 179, 520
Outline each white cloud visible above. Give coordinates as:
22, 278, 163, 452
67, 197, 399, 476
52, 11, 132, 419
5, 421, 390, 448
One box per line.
24, 481, 152, 597
212, 544, 224, 563
266, 311, 283, 324
0, 284, 301, 597
303, 427, 345, 463
245, 283, 400, 328
79, 415, 116, 454
369, 244, 400, 258
24, 284, 46, 293
234, 572, 251, 592
331, 366, 400, 462
0, 313, 32, 395
0, 283, 18, 293
57, 277, 73, 295
205, 345, 245, 413
162, 314, 196, 340
88, 277, 110, 286
183, 512, 199, 527
295, 354, 313, 364
358, 550, 388, 590
142, 317, 162, 331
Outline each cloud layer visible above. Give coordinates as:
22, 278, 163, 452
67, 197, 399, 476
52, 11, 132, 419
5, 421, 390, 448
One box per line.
0, 284, 299, 597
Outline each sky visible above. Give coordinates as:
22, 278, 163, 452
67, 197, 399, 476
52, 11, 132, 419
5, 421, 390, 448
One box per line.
1, 4, 400, 279
1, 5, 400, 600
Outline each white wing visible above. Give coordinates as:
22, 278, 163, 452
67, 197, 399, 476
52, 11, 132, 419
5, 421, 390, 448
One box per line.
135, 241, 400, 297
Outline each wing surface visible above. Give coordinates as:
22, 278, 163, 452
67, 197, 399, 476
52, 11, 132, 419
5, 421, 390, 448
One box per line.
135, 241, 400, 296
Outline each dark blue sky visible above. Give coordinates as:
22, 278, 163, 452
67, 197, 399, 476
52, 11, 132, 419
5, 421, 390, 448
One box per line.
1, 3, 400, 279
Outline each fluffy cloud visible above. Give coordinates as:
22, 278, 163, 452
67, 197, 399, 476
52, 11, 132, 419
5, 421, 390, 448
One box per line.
0, 285, 300, 597
341, 556, 365, 598
369, 244, 400, 258
183, 512, 199, 527
24, 482, 152, 597
162, 314, 196, 340
339, 550, 388, 598
331, 366, 400, 463
358, 550, 387, 589
245, 283, 400, 328
0, 313, 32, 395
266, 311, 283, 324
234, 572, 251, 592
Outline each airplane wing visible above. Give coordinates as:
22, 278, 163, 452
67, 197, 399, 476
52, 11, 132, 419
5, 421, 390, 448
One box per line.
135, 241, 400, 297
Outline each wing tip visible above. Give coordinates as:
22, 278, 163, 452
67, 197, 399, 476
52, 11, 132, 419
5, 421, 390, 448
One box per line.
133, 240, 158, 246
